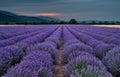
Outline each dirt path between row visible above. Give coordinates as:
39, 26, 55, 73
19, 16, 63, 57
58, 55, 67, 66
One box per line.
53, 37, 67, 77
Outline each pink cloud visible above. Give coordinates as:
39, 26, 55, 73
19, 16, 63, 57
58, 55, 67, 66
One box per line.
34, 13, 63, 17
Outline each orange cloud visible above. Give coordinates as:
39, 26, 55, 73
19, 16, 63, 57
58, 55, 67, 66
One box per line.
34, 13, 63, 17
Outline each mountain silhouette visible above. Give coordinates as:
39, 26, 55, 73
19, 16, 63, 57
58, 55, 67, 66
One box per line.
0, 10, 60, 23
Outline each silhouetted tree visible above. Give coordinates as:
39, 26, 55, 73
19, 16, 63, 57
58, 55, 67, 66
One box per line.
40, 22, 47, 24
69, 19, 78, 24
59, 21, 67, 24
49, 20, 56, 24
5, 22, 9, 25
80, 21, 87, 24
110, 21, 115, 25
116, 21, 120, 25
90, 21, 96, 25
98, 21, 103, 25
104, 21, 109, 25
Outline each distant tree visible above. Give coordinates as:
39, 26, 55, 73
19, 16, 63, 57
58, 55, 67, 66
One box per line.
97, 21, 103, 25
80, 21, 87, 24
16, 22, 20, 24
32, 22, 38, 24
104, 21, 109, 25
49, 20, 56, 24
69, 19, 78, 24
40, 22, 47, 24
90, 21, 96, 25
5, 22, 9, 25
1, 22, 4, 24
116, 21, 120, 25
110, 21, 115, 25
59, 21, 67, 24
24, 22, 28, 25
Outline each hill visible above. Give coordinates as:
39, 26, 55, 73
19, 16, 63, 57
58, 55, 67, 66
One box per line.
0, 10, 60, 23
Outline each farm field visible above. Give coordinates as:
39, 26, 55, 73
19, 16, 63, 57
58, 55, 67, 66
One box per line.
0, 25, 120, 77
91, 25, 120, 28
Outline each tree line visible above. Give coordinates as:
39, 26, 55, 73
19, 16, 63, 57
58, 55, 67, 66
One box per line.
0, 19, 120, 25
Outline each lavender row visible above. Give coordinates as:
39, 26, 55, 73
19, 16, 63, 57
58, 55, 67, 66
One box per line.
0, 45, 25, 76
0, 26, 58, 48
2, 26, 61, 77
62, 26, 93, 62
70, 25, 120, 45
26, 26, 62, 62
65, 51, 112, 77
67, 25, 120, 76
3, 51, 53, 77
0, 25, 49, 40
64, 49, 113, 77
102, 47, 120, 76
45, 26, 62, 48
0, 26, 58, 76
0, 30, 41, 47
67, 26, 115, 59
0, 26, 57, 48
63, 26, 80, 48
62, 25, 114, 77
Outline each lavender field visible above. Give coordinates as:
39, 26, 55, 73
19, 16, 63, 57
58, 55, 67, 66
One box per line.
0, 25, 120, 77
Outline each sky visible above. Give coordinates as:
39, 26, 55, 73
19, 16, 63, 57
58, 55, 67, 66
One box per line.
0, 0, 120, 21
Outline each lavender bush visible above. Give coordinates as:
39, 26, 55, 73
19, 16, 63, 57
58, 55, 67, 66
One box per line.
27, 42, 57, 61
3, 51, 53, 77
63, 43, 93, 62
67, 51, 91, 62
65, 51, 106, 75
70, 65, 112, 77
0, 45, 25, 76
102, 47, 120, 75
94, 43, 115, 58
45, 26, 62, 48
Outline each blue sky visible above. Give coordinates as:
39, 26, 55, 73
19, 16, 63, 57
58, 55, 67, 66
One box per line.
0, 0, 120, 21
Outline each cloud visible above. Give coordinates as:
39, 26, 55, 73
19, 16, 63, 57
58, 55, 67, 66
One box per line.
0, 0, 120, 21
31, 13, 63, 17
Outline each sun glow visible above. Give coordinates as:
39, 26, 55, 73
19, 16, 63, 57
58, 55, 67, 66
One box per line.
34, 13, 63, 17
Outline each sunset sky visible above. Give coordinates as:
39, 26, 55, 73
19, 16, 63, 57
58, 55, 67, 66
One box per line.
0, 0, 120, 21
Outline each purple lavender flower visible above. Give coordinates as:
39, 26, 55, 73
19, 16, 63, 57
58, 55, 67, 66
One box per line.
0, 34, 9, 40
27, 42, 57, 60
63, 26, 77, 43
22, 51, 53, 69
37, 67, 53, 77
67, 51, 91, 62
3, 66, 37, 77
0, 39, 15, 47
63, 43, 93, 62
3, 51, 53, 77
94, 43, 115, 59
65, 52, 106, 75
103, 37, 120, 45
87, 39, 103, 48
0, 45, 25, 76
67, 28, 93, 43
21, 27, 57, 45
70, 65, 112, 77
102, 46, 120, 75
63, 39, 82, 48
15, 42, 30, 53
45, 27, 62, 48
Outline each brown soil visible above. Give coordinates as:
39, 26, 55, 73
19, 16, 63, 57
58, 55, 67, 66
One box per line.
53, 48, 66, 77
53, 37, 67, 77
